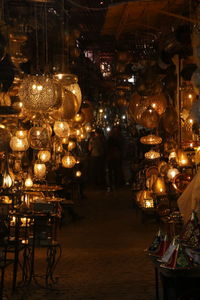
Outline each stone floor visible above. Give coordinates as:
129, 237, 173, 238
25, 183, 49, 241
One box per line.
3, 187, 159, 300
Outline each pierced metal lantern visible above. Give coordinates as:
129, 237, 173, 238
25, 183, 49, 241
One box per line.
37, 150, 51, 163
28, 127, 50, 150
34, 162, 46, 179
62, 153, 76, 168
10, 136, 29, 152
145, 150, 160, 160
140, 134, 162, 145
53, 121, 70, 138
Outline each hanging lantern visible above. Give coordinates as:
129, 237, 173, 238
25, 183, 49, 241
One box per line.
62, 137, 68, 144
24, 174, 33, 188
74, 112, 85, 124
182, 86, 197, 109
85, 123, 92, 132
3, 172, 13, 189
10, 136, 29, 152
18, 75, 60, 112
161, 106, 178, 133
177, 149, 190, 167
139, 190, 154, 208
37, 150, 51, 163
167, 167, 180, 181
62, 153, 76, 168
53, 73, 82, 109
140, 134, 162, 145
28, 127, 50, 150
75, 170, 82, 177
15, 129, 28, 139
53, 121, 70, 138
145, 150, 160, 159
153, 176, 167, 195
147, 93, 167, 115
51, 89, 79, 120
68, 141, 76, 151
34, 162, 46, 179
141, 106, 159, 129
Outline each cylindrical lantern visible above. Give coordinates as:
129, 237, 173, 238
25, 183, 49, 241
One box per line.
62, 154, 76, 168
53, 121, 70, 138
37, 150, 51, 163
34, 162, 46, 179
153, 176, 167, 195
10, 136, 29, 152
177, 149, 190, 167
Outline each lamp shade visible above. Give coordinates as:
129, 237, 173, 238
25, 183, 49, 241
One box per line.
28, 127, 50, 150
18, 75, 59, 112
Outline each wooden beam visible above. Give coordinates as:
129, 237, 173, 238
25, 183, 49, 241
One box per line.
115, 3, 129, 40
151, 9, 199, 25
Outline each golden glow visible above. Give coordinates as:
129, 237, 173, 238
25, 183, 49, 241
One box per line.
38, 150, 51, 163
34, 162, 46, 179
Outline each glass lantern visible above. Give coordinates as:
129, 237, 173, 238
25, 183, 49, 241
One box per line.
53, 121, 70, 138
18, 75, 59, 112
37, 150, 51, 163
34, 162, 46, 179
28, 127, 50, 150
10, 136, 29, 152
62, 153, 76, 168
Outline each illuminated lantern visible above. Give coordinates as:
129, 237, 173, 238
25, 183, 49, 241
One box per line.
34, 162, 46, 179
74, 112, 85, 124
162, 106, 178, 133
18, 75, 60, 112
140, 134, 162, 145
54, 121, 70, 138
167, 167, 179, 181
10, 136, 29, 152
147, 93, 167, 115
68, 141, 76, 151
51, 89, 79, 120
24, 174, 33, 188
75, 170, 82, 177
37, 150, 51, 163
62, 153, 76, 168
85, 123, 92, 132
53, 73, 82, 109
145, 150, 160, 159
3, 173, 13, 188
182, 86, 196, 109
141, 106, 159, 129
62, 137, 68, 144
15, 129, 28, 139
153, 176, 167, 195
139, 190, 154, 208
177, 149, 190, 167
28, 127, 50, 150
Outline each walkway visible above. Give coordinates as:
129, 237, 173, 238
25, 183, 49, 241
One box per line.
9, 187, 158, 300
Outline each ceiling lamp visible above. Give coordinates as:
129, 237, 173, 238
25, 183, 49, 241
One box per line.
141, 106, 159, 129
18, 75, 59, 112
145, 150, 160, 160
140, 134, 162, 145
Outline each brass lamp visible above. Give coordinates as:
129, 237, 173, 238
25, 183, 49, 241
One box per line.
140, 134, 162, 145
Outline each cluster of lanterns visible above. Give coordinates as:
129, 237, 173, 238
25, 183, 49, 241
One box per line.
0, 72, 92, 191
